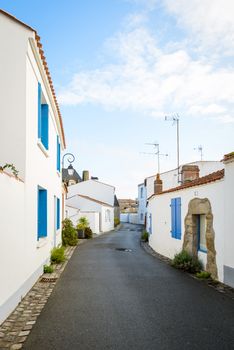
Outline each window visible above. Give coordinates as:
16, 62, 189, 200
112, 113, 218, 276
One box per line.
37, 187, 47, 239
57, 136, 61, 171
140, 187, 143, 198
38, 82, 49, 150
197, 214, 207, 252
171, 197, 181, 239
56, 197, 60, 230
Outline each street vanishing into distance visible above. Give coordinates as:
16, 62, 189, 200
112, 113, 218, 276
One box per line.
23, 224, 234, 350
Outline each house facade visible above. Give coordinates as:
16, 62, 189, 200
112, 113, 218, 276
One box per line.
0, 10, 65, 324
66, 179, 115, 233
147, 153, 234, 288
138, 161, 223, 230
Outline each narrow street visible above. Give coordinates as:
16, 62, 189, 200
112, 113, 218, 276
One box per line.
23, 224, 234, 350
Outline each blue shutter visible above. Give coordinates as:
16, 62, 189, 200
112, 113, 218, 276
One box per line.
57, 197, 60, 230
38, 188, 47, 239
41, 104, 49, 150
171, 198, 176, 238
38, 83, 41, 138
175, 197, 181, 239
171, 197, 181, 239
57, 136, 61, 172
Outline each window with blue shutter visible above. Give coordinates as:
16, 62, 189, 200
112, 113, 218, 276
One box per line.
170, 197, 181, 239
56, 197, 60, 230
38, 82, 49, 150
57, 136, 61, 172
37, 187, 47, 239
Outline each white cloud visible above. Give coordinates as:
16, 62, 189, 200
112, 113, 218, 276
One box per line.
164, 0, 234, 54
58, 2, 234, 125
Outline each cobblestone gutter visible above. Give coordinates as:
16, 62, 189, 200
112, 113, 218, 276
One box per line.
0, 244, 81, 350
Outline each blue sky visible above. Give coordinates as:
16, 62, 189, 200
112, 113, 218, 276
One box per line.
1, 0, 234, 197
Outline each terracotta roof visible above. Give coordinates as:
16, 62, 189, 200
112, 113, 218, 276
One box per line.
148, 169, 225, 200
223, 152, 234, 162
77, 194, 113, 208
0, 9, 66, 147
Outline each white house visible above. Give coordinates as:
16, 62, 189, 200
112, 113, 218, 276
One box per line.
0, 10, 65, 324
147, 152, 234, 288
66, 179, 115, 233
138, 161, 223, 230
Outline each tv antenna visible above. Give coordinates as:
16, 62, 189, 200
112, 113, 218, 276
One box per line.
141, 142, 168, 174
194, 145, 203, 161
165, 114, 180, 183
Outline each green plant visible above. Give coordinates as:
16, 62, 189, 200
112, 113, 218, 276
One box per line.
51, 246, 65, 264
114, 217, 120, 227
77, 217, 89, 230
62, 218, 78, 246
172, 250, 203, 273
43, 264, 54, 274
84, 227, 93, 239
196, 271, 211, 279
0, 163, 19, 177
141, 230, 149, 242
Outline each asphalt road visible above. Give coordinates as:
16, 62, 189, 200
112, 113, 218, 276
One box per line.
23, 224, 234, 350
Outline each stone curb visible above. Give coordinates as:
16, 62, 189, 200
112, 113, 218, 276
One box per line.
141, 240, 234, 300
0, 243, 83, 350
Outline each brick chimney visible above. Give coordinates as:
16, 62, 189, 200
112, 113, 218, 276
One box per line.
154, 173, 163, 194
82, 170, 89, 181
181, 165, 199, 183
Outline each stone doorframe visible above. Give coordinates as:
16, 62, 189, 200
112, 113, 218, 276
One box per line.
183, 198, 218, 279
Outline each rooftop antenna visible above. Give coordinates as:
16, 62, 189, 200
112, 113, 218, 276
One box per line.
194, 145, 203, 161
165, 114, 180, 183
141, 142, 168, 174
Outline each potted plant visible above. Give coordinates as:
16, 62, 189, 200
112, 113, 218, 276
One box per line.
77, 217, 89, 239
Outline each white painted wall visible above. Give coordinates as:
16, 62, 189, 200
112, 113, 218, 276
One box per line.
0, 14, 64, 324
68, 180, 115, 206
78, 212, 100, 234
67, 195, 114, 232
148, 179, 225, 282
137, 184, 146, 225
223, 158, 234, 287
120, 213, 129, 222
129, 213, 139, 224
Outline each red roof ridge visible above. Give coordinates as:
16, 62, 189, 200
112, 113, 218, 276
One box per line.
0, 9, 66, 147
77, 194, 113, 207
148, 169, 224, 200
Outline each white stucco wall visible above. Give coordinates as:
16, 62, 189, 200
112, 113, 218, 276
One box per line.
0, 14, 64, 324
67, 180, 115, 206
78, 212, 100, 234
223, 159, 234, 287
67, 195, 114, 232
137, 184, 146, 225
148, 179, 225, 282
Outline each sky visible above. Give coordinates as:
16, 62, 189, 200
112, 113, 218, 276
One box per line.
1, 0, 234, 198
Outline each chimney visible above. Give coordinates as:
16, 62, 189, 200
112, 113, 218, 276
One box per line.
154, 173, 163, 194
181, 165, 199, 183
82, 170, 89, 181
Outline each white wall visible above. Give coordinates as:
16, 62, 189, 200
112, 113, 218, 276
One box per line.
67, 196, 114, 232
0, 173, 26, 324
223, 159, 234, 287
148, 179, 225, 282
137, 184, 146, 225
120, 213, 129, 222
68, 180, 115, 206
0, 14, 64, 324
77, 212, 100, 234
129, 213, 139, 224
